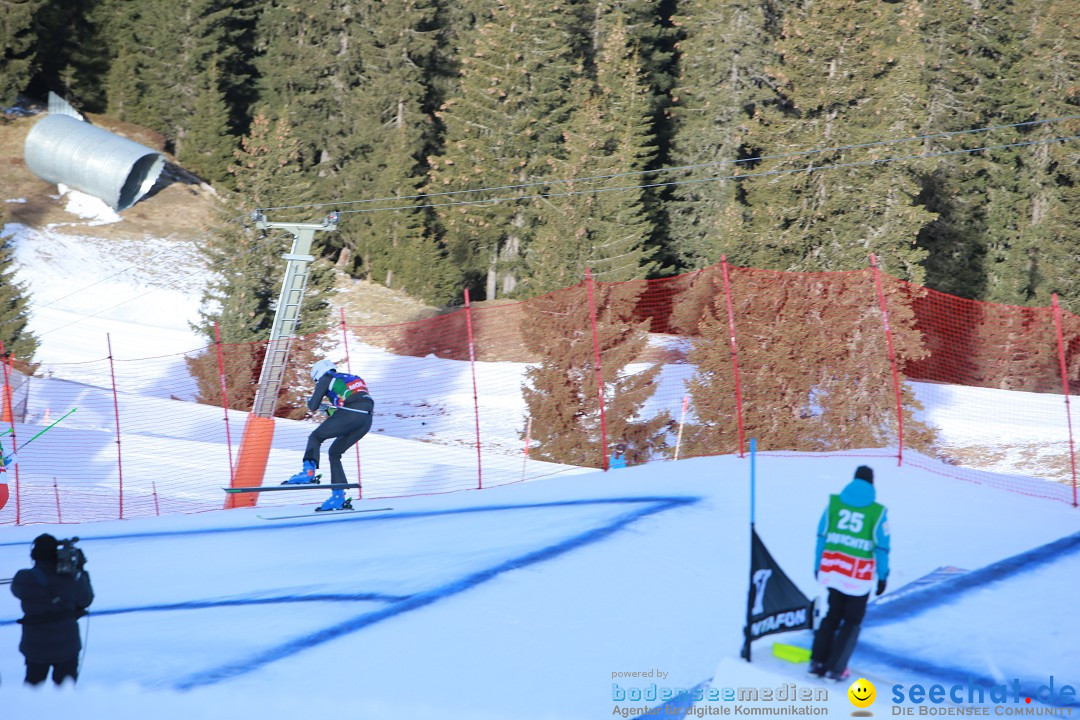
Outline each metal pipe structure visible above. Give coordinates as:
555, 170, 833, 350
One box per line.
24, 114, 165, 211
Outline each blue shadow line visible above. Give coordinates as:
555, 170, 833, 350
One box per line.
0, 496, 698, 547
866, 530, 1080, 626
174, 496, 698, 690
0, 592, 410, 627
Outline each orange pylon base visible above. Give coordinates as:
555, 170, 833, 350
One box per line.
226, 414, 276, 509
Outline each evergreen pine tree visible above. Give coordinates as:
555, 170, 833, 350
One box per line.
912, 0, 1080, 313
190, 113, 335, 417
358, 123, 459, 305
679, 266, 934, 456
591, 0, 675, 277
737, 0, 934, 282
334, 0, 458, 306
590, 0, 677, 103
98, 0, 254, 158
525, 13, 658, 296
253, 0, 364, 178
588, 13, 660, 282
30, 0, 106, 110
178, 62, 238, 185
0, 0, 45, 105
521, 278, 670, 468
914, 0, 1014, 301
427, 0, 589, 300
665, 0, 782, 270
100, 1, 180, 134
196, 113, 329, 342
0, 220, 38, 363
100, 3, 144, 120
423, 1, 478, 118
984, 0, 1080, 311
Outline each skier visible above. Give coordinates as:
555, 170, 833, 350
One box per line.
10, 534, 94, 686
1, 428, 14, 471
284, 359, 375, 512
808, 465, 889, 682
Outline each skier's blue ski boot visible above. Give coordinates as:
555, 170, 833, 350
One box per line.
316, 488, 352, 512
283, 460, 320, 485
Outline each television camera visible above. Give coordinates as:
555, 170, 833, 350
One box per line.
55, 537, 87, 576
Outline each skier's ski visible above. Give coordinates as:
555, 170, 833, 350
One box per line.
223, 482, 363, 493
257, 507, 392, 521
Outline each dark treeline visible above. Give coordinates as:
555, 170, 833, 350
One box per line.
3, 0, 1079, 320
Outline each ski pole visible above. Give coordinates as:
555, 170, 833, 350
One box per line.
13, 407, 77, 453
319, 404, 370, 415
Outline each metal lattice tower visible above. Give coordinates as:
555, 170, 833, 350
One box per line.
249, 211, 338, 418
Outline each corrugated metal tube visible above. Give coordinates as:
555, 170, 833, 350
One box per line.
24, 114, 165, 211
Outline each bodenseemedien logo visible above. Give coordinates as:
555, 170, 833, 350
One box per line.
848, 678, 876, 715
611, 680, 831, 717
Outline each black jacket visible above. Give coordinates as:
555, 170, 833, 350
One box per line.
11, 564, 94, 663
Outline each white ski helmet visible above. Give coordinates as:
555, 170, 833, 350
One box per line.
311, 359, 336, 382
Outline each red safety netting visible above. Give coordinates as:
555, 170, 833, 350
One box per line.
1, 258, 1076, 525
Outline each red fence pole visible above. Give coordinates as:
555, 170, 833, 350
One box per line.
1051, 294, 1078, 507
0, 342, 20, 523
464, 289, 483, 489
870, 254, 905, 466
721, 257, 746, 458
214, 323, 236, 484
341, 306, 362, 498
53, 477, 62, 523
107, 333, 124, 518
585, 269, 610, 469
339, 308, 362, 497
0, 354, 11, 423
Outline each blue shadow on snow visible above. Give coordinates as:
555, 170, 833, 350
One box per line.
172, 496, 697, 689
0, 497, 699, 689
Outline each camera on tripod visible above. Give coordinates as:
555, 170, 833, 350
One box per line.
55, 537, 87, 576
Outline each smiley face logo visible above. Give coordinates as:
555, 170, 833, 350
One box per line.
848, 678, 876, 710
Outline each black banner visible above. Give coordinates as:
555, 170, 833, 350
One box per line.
742, 526, 814, 660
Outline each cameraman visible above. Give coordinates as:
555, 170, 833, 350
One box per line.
10, 534, 93, 686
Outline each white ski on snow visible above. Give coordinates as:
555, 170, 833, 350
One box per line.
257, 507, 393, 521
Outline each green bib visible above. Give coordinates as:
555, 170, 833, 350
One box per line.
819, 495, 884, 594
824, 495, 883, 558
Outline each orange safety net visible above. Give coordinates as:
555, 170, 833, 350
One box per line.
1, 259, 1076, 526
